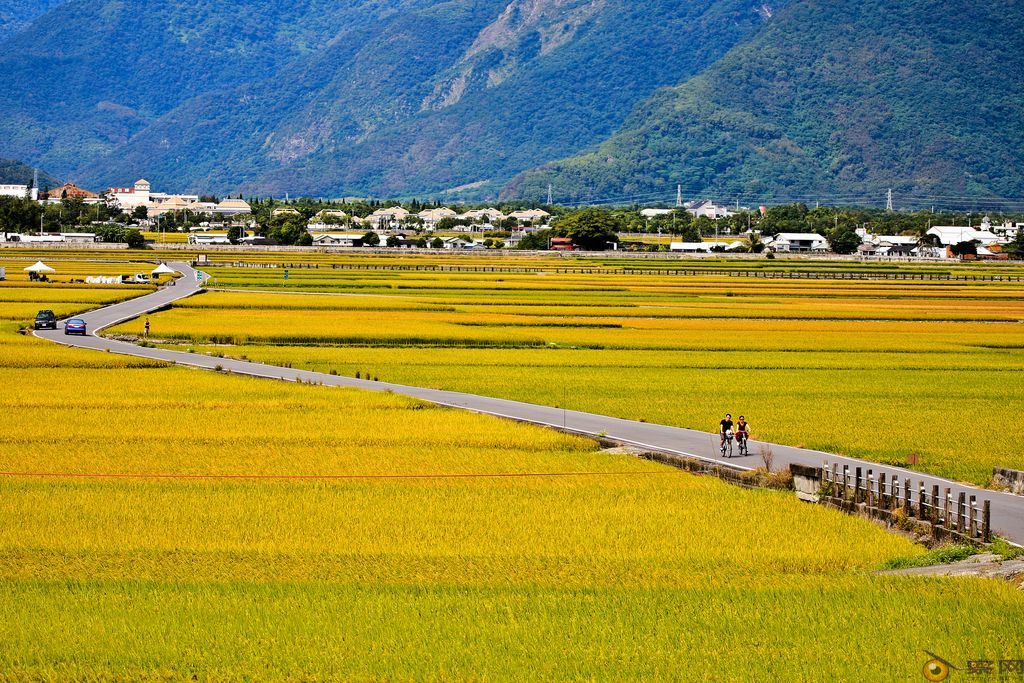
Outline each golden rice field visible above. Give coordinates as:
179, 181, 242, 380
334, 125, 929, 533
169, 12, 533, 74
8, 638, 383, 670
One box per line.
141, 230, 189, 243
0, 257, 158, 321
3, 269, 1024, 678
110, 262, 1024, 485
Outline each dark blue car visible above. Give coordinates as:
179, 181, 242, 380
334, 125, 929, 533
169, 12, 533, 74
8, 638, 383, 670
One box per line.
64, 318, 87, 336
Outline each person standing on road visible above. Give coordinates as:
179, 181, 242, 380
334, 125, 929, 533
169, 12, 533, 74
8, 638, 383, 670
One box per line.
719, 413, 734, 448
144, 318, 150, 338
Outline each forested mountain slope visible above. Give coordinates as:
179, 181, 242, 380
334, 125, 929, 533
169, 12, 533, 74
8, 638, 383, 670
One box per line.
0, 0, 780, 196
505, 0, 1024, 204
0, 158, 59, 187
0, 0, 64, 42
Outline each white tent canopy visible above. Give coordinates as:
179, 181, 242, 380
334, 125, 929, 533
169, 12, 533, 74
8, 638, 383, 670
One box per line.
24, 261, 55, 273
151, 263, 177, 276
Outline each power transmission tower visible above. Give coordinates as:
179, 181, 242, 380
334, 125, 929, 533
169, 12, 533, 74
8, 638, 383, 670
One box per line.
676, 184, 683, 207
547, 183, 553, 205
886, 188, 894, 212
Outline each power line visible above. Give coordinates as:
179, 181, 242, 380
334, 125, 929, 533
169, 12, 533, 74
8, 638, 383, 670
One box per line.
554, 182, 1024, 212
0, 469, 676, 482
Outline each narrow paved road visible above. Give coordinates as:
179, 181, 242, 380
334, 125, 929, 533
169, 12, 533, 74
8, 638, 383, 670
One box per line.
36, 261, 1024, 544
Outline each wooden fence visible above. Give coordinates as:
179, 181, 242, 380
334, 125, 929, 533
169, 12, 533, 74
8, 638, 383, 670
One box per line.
195, 260, 1024, 282
821, 461, 991, 544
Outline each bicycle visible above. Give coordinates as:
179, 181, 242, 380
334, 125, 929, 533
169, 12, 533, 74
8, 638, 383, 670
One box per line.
720, 430, 734, 458
736, 431, 749, 457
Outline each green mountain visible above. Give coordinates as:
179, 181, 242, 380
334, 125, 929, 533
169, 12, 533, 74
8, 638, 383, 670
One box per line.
0, 0, 780, 197
505, 0, 1024, 205
0, 0, 431, 174
0, 158, 59, 187
0, 0, 64, 42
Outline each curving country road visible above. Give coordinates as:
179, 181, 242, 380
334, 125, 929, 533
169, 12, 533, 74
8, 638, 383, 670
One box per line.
35, 261, 1024, 545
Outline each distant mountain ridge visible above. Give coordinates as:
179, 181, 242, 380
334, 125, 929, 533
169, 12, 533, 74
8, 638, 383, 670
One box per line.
0, 0, 780, 197
505, 0, 1024, 204
0, 0, 1021, 202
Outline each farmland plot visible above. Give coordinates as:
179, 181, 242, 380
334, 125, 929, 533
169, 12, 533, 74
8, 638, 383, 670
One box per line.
118, 265, 1024, 484
2, 272, 1023, 678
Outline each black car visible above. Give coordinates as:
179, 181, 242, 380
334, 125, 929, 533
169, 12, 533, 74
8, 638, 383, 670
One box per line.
34, 310, 57, 330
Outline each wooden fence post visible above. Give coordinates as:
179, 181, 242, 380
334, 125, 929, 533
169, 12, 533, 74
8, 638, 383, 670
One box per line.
879, 473, 887, 509
983, 500, 991, 543
969, 496, 977, 539
918, 482, 927, 519
855, 467, 863, 504
866, 471, 874, 507
931, 485, 940, 524
944, 489, 952, 529
904, 479, 912, 516
957, 492, 966, 533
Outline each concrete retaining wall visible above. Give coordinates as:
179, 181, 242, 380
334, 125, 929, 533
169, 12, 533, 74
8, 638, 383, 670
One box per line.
993, 468, 1024, 496
0, 242, 129, 250
791, 463, 821, 502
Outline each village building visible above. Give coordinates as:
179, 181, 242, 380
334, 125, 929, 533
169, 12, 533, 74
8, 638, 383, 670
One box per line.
441, 236, 483, 250
990, 221, 1022, 241
180, 199, 248, 218
669, 240, 744, 253
766, 233, 829, 252
925, 224, 1001, 247
108, 179, 153, 210
15, 232, 99, 244
507, 209, 550, 225
40, 183, 97, 202
149, 195, 195, 217
309, 209, 349, 223
367, 206, 410, 229
15, 234, 64, 243
417, 207, 458, 229
187, 233, 231, 245
312, 233, 365, 247
459, 208, 505, 224
686, 200, 735, 220
549, 236, 574, 251
0, 184, 37, 200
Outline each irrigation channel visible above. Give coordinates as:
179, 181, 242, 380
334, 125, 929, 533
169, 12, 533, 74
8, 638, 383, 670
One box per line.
34, 261, 1024, 545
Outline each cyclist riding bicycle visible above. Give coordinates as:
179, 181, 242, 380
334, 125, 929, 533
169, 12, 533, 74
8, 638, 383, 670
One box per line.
735, 416, 750, 455
719, 413, 734, 449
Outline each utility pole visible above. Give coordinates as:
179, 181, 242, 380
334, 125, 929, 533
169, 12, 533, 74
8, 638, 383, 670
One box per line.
886, 188, 894, 213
